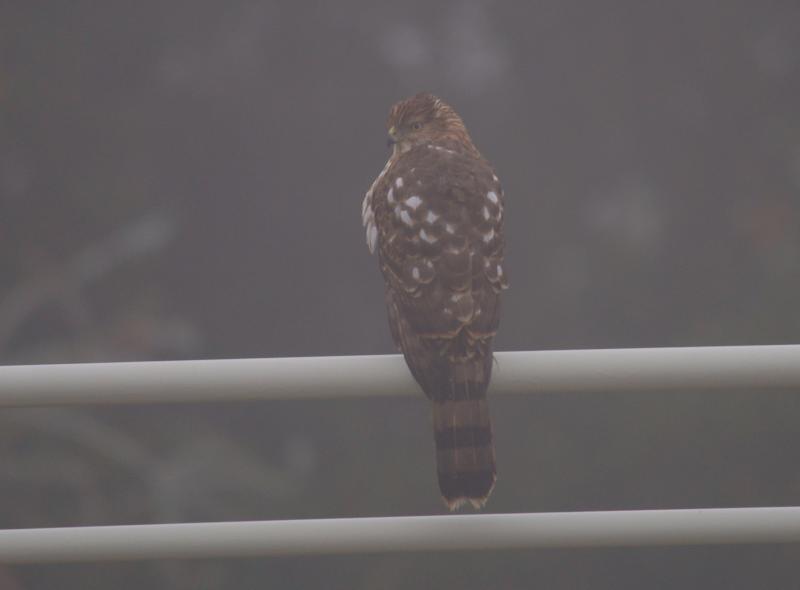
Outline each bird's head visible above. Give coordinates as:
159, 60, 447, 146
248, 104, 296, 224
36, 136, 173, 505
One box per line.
386, 93, 472, 155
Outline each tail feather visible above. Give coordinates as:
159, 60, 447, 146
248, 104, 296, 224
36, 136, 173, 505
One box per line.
388, 299, 498, 509
432, 378, 496, 510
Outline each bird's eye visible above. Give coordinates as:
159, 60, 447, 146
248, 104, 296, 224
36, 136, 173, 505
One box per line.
412, 122, 422, 130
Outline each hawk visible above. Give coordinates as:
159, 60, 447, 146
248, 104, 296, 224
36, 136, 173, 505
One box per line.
362, 93, 508, 510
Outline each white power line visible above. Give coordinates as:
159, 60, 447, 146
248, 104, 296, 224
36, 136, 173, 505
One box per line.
2, 346, 799, 562
0, 507, 798, 563
0, 345, 798, 407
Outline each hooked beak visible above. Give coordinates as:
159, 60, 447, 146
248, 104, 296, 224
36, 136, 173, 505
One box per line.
387, 126, 397, 147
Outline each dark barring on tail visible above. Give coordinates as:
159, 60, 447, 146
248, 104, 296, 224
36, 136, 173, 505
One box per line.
363, 92, 508, 509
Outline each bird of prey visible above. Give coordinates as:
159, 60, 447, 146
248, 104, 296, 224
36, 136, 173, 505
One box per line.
362, 93, 508, 509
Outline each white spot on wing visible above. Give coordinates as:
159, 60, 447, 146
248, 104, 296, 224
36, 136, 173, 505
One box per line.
482, 228, 495, 243
428, 144, 457, 155
405, 195, 422, 209
482, 206, 490, 220
487, 191, 499, 204
395, 177, 404, 189
445, 223, 456, 234
367, 224, 378, 253
412, 266, 420, 280
419, 228, 438, 243
400, 210, 414, 226
362, 193, 376, 254
363, 155, 392, 255
426, 211, 439, 223
387, 187, 395, 204
362, 194, 373, 227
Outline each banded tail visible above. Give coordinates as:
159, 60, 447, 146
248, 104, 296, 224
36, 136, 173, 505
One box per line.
431, 383, 496, 510
385, 291, 499, 509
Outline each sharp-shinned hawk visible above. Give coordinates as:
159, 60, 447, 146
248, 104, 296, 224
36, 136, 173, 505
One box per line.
362, 93, 508, 510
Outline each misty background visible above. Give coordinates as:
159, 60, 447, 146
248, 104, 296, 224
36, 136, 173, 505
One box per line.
2, 1, 800, 588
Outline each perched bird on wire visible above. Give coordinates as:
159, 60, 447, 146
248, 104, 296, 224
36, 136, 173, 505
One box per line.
362, 93, 509, 510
